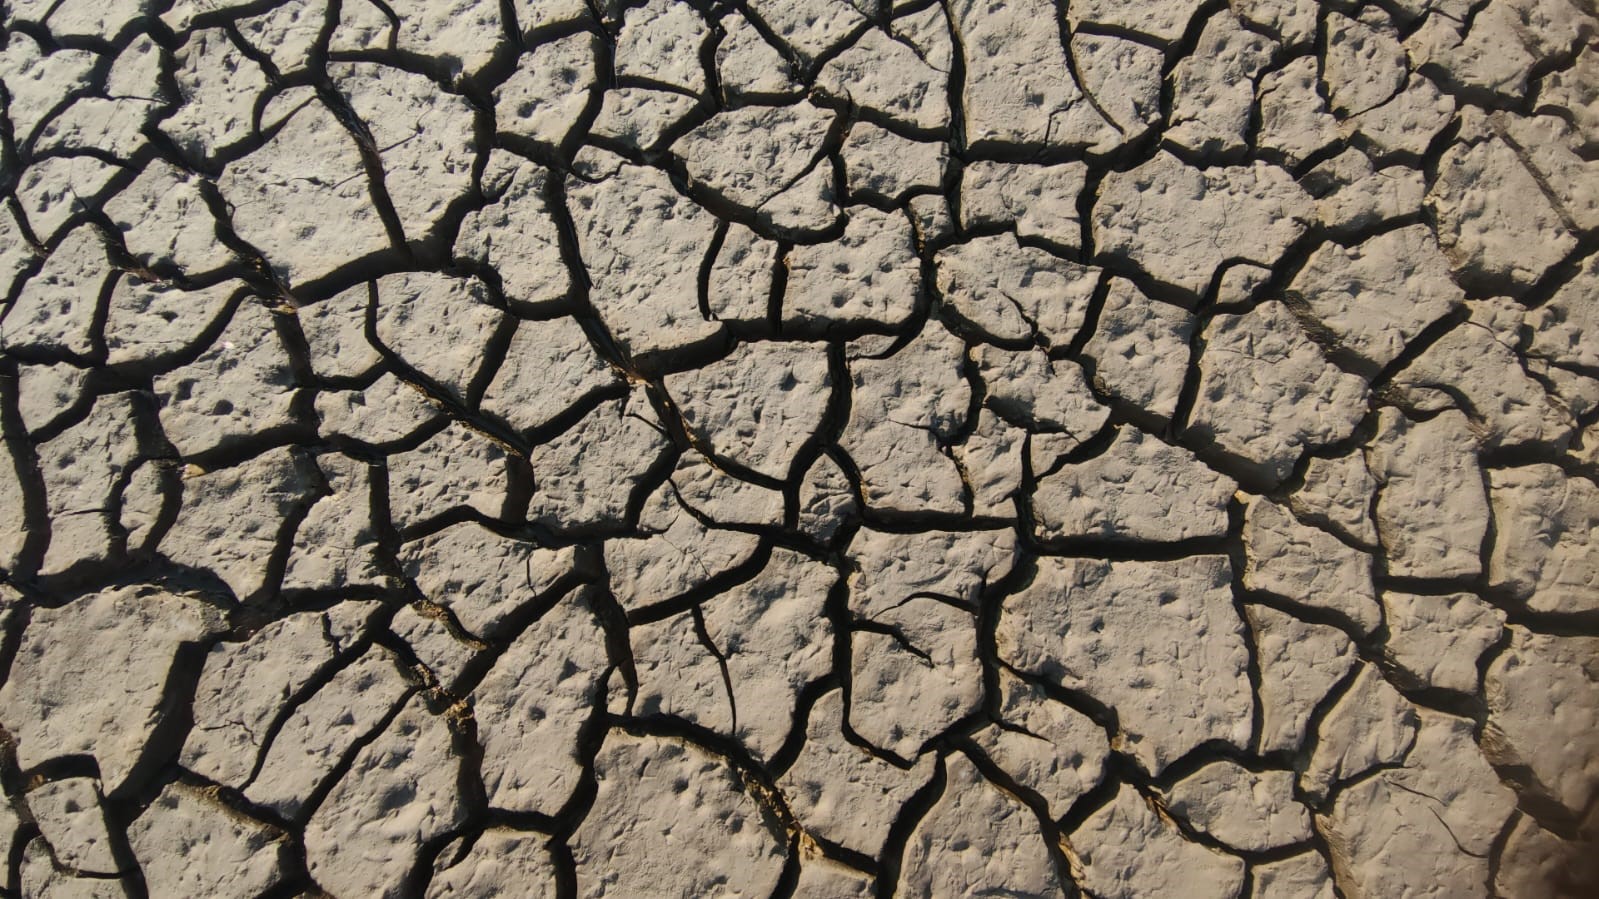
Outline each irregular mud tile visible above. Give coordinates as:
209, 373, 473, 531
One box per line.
1318, 710, 1516, 899
164, 449, 323, 603
958, 161, 1087, 249
847, 526, 1017, 620
935, 233, 1097, 346
4, 225, 113, 358
1403, 0, 1588, 102
328, 63, 478, 246
1032, 426, 1235, 543
1067, 32, 1165, 142
315, 373, 440, 448
526, 391, 671, 529
1381, 591, 1504, 693
794, 856, 874, 898
218, 99, 394, 287
588, 87, 702, 151
778, 689, 937, 858
998, 556, 1251, 773
1070, 783, 1245, 899
161, 29, 273, 161
606, 483, 761, 612
19, 836, 126, 898
953, 409, 1028, 517
973, 669, 1109, 816
675, 103, 833, 206
0, 585, 222, 793
1068, 0, 1207, 43
0, 796, 19, 892
299, 285, 385, 381
742, 0, 867, 64
758, 161, 843, 235
509, 0, 598, 33
282, 453, 386, 591
1093, 153, 1313, 298
0, 33, 98, 143
29, 778, 120, 875
848, 598, 983, 758
669, 453, 786, 526
797, 452, 858, 543
1488, 464, 1599, 614
784, 205, 920, 330
816, 27, 949, 133
1241, 497, 1381, 635
1250, 851, 1335, 899
1291, 225, 1463, 374
127, 781, 286, 898
1483, 626, 1599, 816
950, 0, 1120, 151
1539, 44, 1599, 152
13, 156, 125, 244
566, 163, 724, 360
1390, 302, 1574, 451
36, 391, 146, 577
244, 645, 414, 818
1525, 254, 1599, 370
35, 95, 156, 160
1080, 280, 1196, 426
425, 830, 558, 899
1428, 134, 1576, 293
1495, 813, 1599, 899
1164, 761, 1311, 852
455, 155, 573, 317
1302, 150, 1427, 235
1246, 604, 1358, 755
385, 421, 514, 529
1324, 11, 1408, 117
898, 752, 1063, 897
1187, 301, 1369, 485
706, 223, 776, 325
570, 732, 787, 899
1255, 57, 1341, 167
235, 0, 325, 74
494, 32, 600, 149
399, 523, 574, 639
716, 9, 803, 99
1343, 75, 1457, 161
1165, 10, 1275, 158
476, 318, 614, 435
392, 603, 483, 694
838, 322, 971, 515
666, 340, 831, 481
1300, 664, 1418, 801
101, 160, 233, 277
702, 549, 836, 760
334, 0, 507, 77
1365, 408, 1489, 581
184, 606, 376, 789
630, 610, 734, 733
305, 697, 466, 899
154, 300, 299, 458
972, 343, 1112, 438
841, 124, 946, 202
104, 278, 239, 372
372, 271, 505, 405
0, 423, 28, 572
16, 363, 87, 435
615, 0, 708, 93
474, 587, 609, 815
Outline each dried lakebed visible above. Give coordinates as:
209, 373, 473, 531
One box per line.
0, 0, 1597, 896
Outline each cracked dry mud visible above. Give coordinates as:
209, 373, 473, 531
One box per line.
0, 0, 1596, 896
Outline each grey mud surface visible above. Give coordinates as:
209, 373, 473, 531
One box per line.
0, 0, 1596, 896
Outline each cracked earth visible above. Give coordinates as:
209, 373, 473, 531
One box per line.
0, 0, 1596, 895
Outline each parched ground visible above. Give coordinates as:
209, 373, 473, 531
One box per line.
0, 0, 1596, 895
